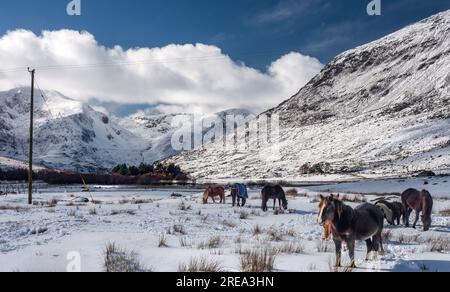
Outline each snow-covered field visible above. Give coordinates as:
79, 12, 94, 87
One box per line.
0, 177, 449, 272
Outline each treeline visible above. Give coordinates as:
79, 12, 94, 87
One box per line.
111, 162, 183, 177
0, 163, 188, 185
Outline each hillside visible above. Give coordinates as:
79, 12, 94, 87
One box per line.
166, 10, 450, 180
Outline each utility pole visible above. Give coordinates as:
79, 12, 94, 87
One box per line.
27, 68, 35, 205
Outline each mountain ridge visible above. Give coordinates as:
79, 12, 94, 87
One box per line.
165, 10, 450, 180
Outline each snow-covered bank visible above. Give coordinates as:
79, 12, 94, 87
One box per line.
0, 180, 449, 272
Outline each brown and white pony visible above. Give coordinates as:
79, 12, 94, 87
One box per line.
203, 186, 225, 204
402, 189, 433, 231
319, 195, 334, 240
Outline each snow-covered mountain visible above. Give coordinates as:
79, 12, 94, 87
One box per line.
166, 10, 450, 180
116, 108, 253, 164
0, 87, 253, 172
0, 87, 148, 172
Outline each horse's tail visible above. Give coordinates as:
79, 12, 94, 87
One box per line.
203, 190, 209, 204
421, 190, 433, 218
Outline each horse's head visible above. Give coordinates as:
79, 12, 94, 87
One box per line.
282, 197, 288, 210
318, 194, 342, 225
376, 202, 394, 225
422, 215, 432, 231
203, 189, 210, 204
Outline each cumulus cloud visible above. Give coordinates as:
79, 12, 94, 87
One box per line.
0, 29, 323, 114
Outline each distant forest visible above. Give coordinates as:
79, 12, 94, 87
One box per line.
0, 162, 188, 185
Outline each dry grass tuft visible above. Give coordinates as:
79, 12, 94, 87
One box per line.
239, 211, 249, 220
197, 236, 224, 249
267, 229, 283, 242
316, 241, 334, 253
252, 225, 264, 236
158, 234, 168, 248
0, 205, 28, 212
178, 257, 223, 272
276, 241, 305, 254
222, 220, 237, 228
110, 209, 136, 216
439, 209, 450, 217
103, 242, 147, 272
427, 237, 450, 252
240, 248, 277, 272
179, 237, 192, 248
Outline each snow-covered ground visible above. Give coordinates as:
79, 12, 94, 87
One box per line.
0, 178, 449, 272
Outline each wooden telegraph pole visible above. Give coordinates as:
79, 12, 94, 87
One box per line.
27, 68, 35, 205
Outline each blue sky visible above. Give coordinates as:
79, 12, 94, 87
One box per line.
0, 0, 449, 115
1, 0, 449, 66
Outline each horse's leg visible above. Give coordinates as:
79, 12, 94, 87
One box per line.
237, 197, 241, 207
365, 239, 373, 261
375, 233, 384, 256
242, 198, 246, 207
212, 196, 216, 204
347, 240, 357, 268
334, 240, 342, 268
413, 210, 420, 229
405, 208, 412, 227
232, 195, 236, 207
273, 199, 276, 210
262, 198, 267, 212
279, 199, 282, 210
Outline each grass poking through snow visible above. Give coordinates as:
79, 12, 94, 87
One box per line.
240, 248, 277, 272
104, 242, 148, 272
178, 257, 223, 272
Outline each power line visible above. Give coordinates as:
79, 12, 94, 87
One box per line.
0, 47, 302, 74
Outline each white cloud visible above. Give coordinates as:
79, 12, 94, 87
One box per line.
253, 0, 323, 24
0, 29, 323, 114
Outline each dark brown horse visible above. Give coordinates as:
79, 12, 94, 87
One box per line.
375, 200, 404, 226
261, 185, 288, 212
203, 186, 225, 204
318, 195, 385, 268
402, 189, 433, 231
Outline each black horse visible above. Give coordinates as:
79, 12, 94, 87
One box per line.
318, 195, 385, 268
261, 185, 288, 212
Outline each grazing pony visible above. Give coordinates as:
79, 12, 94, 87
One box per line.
318, 195, 385, 268
375, 200, 404, 226
402, 189, 433, 231
203, 186, 225, 204
231, 183, 248, 207
261, 185, 288, 212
